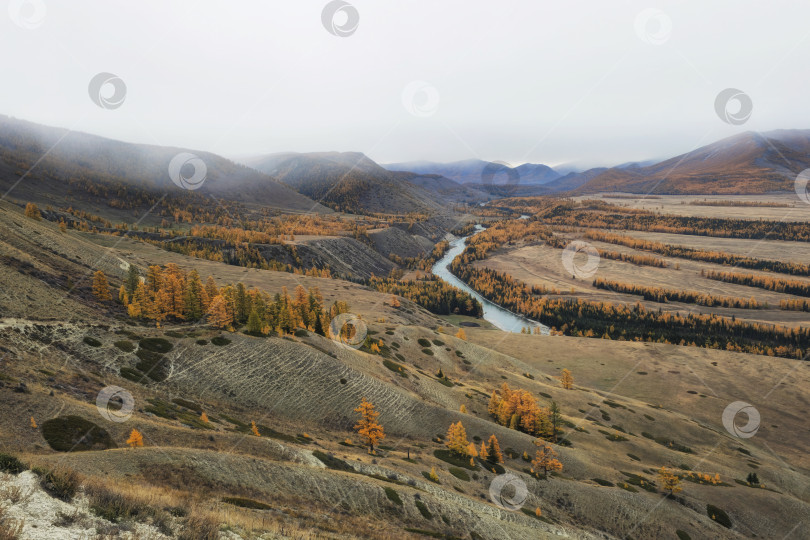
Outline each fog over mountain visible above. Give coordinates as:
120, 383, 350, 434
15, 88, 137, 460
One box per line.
3, 1, 810, 166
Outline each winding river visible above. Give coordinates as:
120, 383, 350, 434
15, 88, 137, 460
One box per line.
431, 225, 550, 334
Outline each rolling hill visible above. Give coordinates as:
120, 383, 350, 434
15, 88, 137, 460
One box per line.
0, 115, 328, 219
243, 151, 466, 215
385, 159, 562, 186
571, 130, 810, 194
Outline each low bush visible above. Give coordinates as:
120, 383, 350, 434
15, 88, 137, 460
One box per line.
384, 487, 403, 506
706, 504, 732, 528
222, 497, 272, 510
40, 466, 81, 501
83, 336, 101, 347
138, 337, 173, 353
0, 453, 26, 474
417, 338, 431, 347
41, 416, 115, 452
113, 340, 135, 352
211, 336, 231, 346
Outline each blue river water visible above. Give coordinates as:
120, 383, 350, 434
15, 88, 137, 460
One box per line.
431, 226, 550, 334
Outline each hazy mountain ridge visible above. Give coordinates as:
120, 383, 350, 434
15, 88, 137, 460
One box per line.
571, 130, 810, 194
0, 115, 326, 214
384, 159, 562, 186
243, 151, 474, 214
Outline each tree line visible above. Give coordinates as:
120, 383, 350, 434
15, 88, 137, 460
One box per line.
363, 276, 482, 317
593, 277, 763, 309
703, 270, 810, 297
585, 230, 810, 277
100, 264, 348, 335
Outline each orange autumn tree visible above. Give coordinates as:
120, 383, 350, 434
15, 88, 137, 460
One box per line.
251, 421, 260, 436
354, 397, 385, 454
207, 295, 232, 329
485, 434, 503, 464
455, 328, 466, 340
466, 442, 478, 467
531, 441, 562, 479
126, 429, 144, 448
445, 421, 470, 456
658, 466, 682, 496
560, 369, 574, 390
92, 270, 112, 301
24, 202, 41, 220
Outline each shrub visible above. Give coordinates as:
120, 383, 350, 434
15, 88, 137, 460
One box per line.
676, 531, 692, 540
384, 487, 403, 506
415, 499, 432, 519
120, 367, 146, 383
706, 504, 732, 528
83, 336, 101, 347
448, 467, 470, 481
113, 340, 135, 352
431, 339, 445, 346
211, 336, 231, 346
138, 337, 173, 353
383, 359, 408, 378
421, 348, 434, 356
40, 466, 81, 501
592, 478, 614, 486
312, 451, 354, 472
41, 416, 115, 452
417, 338, 431, 347
86, 482, 142, 522
222, 497, 272, 510
0, 453, 26, 474
196, 339, 208, 345
134, 349, 168, 382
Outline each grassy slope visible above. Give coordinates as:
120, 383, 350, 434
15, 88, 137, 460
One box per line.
1, 201, 808, 539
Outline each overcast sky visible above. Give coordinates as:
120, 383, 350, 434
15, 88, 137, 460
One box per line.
3, 1, 810, 168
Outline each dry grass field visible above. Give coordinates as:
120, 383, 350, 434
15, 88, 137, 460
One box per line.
1, 200, 809, 539
578, 193, 810, 222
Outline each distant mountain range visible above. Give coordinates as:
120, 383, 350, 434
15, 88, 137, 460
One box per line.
242, 152, 488, 214
566, 130, 810, 194
384, 159, 561, 186
2, 114, 808, 221
0, 115, 325, 215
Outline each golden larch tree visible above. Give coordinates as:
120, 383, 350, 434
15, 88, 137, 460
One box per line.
466, 442, 478, 467
354, 397, 385, 454
455, 328, 466, 340
207, 294, 232, 329
92, 270, 112, 301
658, 466, 682, 496
24, 202, 41, 220
200, 411, 209, 423
251, 421, 261, 437
389, 295, 401, 308
479, 441, 489, 462
531, 441, 562, 479
126, 429, 144, 448
30, 416, 37, 429
485, 434, 503, 464
560, 369, 574, 390
445, 421, 470, 456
